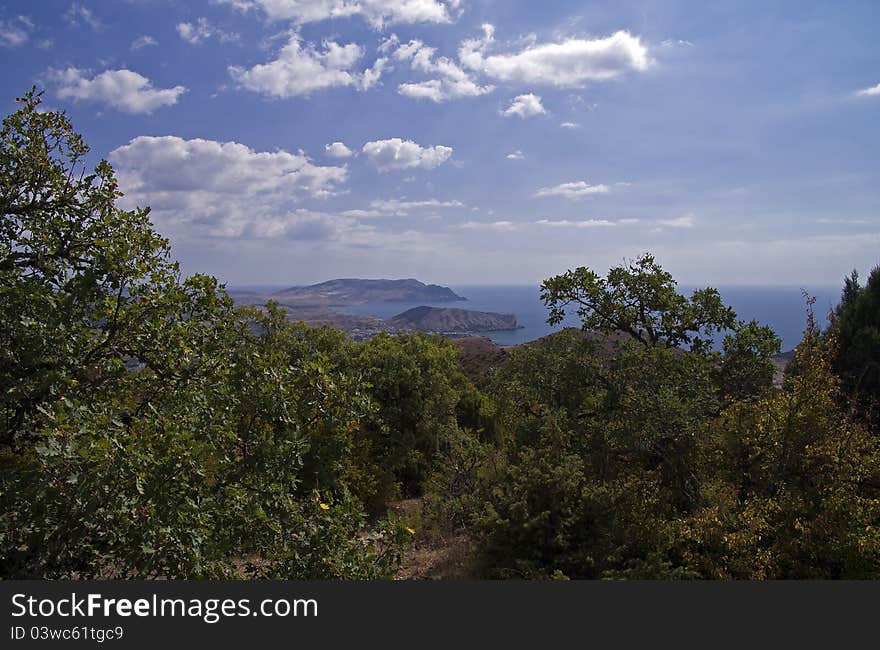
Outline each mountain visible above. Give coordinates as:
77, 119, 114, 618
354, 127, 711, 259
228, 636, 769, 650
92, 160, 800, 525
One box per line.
270, 279, 466, 306
390, 306, 521, 333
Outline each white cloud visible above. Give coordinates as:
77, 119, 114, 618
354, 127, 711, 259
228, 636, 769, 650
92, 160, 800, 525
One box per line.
657, 215, 695, 228
535, 181, 611, 199
0, 15, 33, 47
461, 26, 650, 87
49, 68, 187, 114
325, 142, 354, 158
362, 138, 453, 172
177, 18, 239, 45
560, 121, 580, 129
64, 4, 102, 30
501, 93, 545, 118
215, 0, 462, 28
110, 136, 348, 238
131, 35, 158, 50
661, 38, 694, 48
360, 56, 389, 90
536, 218, 617, 228
340, 209, 384, 218
506, 150, 525, 160
460, 220, 518, 231
383, 35, 493, 102
229, 35, 384, 97
369, 198, 464, 214
856, 82, 880, 97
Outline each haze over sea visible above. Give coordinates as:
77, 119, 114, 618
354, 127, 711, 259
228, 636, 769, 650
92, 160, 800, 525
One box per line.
233, 284, 841, 352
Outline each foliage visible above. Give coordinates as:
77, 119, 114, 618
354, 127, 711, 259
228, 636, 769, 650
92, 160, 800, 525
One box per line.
829, 265, 880, 427
680, 332, 880, 578
717, 320, 781, 402
0, 89, 191, 448
464, 334, 718, 578
0, 90, 405, 579
422, 427, 497, 532
348, 332, 478, 502
540, 253, 736, 351
430, 258, 880, 579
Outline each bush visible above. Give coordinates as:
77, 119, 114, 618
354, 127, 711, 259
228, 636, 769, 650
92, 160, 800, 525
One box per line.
348, 332, 478, 501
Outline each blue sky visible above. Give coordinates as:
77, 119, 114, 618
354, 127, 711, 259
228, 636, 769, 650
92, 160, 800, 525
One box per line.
1, 0, 878, 286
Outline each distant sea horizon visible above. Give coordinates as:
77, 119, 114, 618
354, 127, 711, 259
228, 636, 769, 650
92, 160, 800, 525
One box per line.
228, 284, 842, 352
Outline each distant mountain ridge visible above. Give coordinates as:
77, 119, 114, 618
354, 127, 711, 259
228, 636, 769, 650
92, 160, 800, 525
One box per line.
270, 278, 466, 306
227, 279, 524, 338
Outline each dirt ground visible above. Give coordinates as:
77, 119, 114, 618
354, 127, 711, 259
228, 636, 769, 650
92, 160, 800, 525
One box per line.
388, 499, 477, 580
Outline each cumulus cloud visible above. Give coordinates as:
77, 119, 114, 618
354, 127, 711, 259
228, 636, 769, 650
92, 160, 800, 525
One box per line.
506, 150, 525, 160
325, 142, 354, 158
110, 135, 431, 250
0, 15, 33, 47
360, 56, 389, 90
856, 82, 880, 97
461, 26, 650, 87
64, 4, 102, 30
229, 35, 385, 97
501, 93, 545, 118
560, 121, 580, 128
177, 18, 239, 44
381, 34, 493, 102
109, 136, 348, 238
131, 35, 158, 50
362, 138, 453, 171
49, 68, 187, 114
535, 181, 611, 199
215, 0, 462, 28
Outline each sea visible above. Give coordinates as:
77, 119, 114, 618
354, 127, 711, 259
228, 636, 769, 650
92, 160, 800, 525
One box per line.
230, 284, 842, 352
339, 285, 842, 352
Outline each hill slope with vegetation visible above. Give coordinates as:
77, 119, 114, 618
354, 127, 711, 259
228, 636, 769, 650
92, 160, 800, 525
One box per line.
2, 90, 879, 579
270, 278, 465, 306
390, 306, 520, 333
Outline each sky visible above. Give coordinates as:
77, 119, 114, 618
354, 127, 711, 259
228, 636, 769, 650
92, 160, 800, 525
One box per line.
1, 0, 878, 287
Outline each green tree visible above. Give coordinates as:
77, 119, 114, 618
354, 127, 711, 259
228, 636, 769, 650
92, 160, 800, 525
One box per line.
0, 89, 197, 448
829, 265, 880, 427
717, 320, 781, 402
0, 90, 406, 579
540, 253, 736, 351
349, 332, 476, 502
464, 329, 719, 578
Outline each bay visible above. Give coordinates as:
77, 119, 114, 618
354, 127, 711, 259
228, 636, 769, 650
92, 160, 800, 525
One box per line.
338, 284, 841, 351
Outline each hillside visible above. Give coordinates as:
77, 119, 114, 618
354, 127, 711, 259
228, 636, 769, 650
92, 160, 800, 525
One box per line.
270, 279, 466, 306
390, 306, 520, 333
450, 337, 510, 380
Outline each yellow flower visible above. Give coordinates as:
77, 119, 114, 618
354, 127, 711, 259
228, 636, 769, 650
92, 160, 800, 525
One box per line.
405, 527, 416, 535
319, 503, 330, 510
